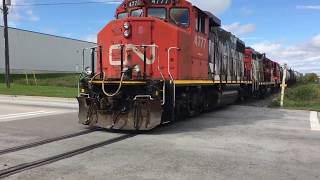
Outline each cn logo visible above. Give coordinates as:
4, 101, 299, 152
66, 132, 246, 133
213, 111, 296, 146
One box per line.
109, 44, 156, 66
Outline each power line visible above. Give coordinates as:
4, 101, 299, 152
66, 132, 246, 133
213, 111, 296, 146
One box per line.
8, 1, 121, 7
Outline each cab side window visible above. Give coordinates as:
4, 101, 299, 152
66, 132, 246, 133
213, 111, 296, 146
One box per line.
170, 8, 189, 28
197, 12, 206, 34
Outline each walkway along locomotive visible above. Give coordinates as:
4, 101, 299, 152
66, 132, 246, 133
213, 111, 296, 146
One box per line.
77, 0, 296, 130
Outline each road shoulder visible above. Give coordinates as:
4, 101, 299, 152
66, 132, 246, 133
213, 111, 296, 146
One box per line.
0, 95, 77, 109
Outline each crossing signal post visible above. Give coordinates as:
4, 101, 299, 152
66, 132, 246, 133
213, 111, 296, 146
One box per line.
2, 0, 10, 88
280, 64, 288, 107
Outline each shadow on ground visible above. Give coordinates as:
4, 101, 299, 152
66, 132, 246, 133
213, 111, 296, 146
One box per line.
150, 105, 298, 135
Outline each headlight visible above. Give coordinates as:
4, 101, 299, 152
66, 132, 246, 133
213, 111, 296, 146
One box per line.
123, 30, 131, 38
133, 64, 141, 73
84, 67, 92, 76
123, 22, 130, 29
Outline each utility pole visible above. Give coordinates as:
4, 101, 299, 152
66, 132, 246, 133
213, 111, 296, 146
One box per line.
2, 0, 10, 88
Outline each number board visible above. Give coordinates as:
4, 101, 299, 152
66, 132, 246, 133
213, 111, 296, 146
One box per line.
127, 0, 143, 8
127, 0, 171, 8
150, 0, 171, 5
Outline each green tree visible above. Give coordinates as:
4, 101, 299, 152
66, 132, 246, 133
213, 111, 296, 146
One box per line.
303, 73, 318, 83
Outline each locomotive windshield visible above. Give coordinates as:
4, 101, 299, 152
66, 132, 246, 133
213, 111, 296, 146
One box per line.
147, 8, 166, 19
117, 12, 128, 19
170, 8, 189, 27
131, 9, 144, 17
115, 4, 190, 28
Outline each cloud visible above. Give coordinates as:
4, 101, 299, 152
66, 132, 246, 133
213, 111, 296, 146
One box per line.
0, 0, 40, 26
241, 7, 253, 16
222, 22, 256, 36
189, 0, 232, 14
251, 34, 320, 74
251, 41, 282, 52
296, 5, 320, 10
311, 34, 320, 47
26, 10, 40, 22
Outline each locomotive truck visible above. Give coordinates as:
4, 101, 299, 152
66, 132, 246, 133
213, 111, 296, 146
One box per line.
77, 0, 296, 130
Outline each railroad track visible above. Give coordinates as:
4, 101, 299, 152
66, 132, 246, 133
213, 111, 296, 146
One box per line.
0, 128, 102, 156
0, 134, 136, 179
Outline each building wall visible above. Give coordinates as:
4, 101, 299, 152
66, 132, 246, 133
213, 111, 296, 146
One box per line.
0, 27, 96, 74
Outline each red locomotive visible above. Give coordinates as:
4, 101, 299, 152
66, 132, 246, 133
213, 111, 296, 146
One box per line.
77, 0, 294, 130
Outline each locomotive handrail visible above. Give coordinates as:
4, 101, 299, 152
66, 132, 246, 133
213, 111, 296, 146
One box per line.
77, 72, 90, 97
84, 44, 166, 104
78, 46, 99, 97
82, 46, 98, 72
141, 44, 166, 106
167, 47, 180, 108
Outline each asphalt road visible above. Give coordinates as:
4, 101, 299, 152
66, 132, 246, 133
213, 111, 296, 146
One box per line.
0, 97, 319, 180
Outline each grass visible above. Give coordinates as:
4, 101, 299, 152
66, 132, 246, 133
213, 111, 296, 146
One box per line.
0, 74, 80, 98
271, 83, 320, 111
0, 73, 79, 88
0, 84, 78, 98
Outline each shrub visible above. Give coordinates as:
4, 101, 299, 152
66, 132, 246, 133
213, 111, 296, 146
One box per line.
271, 84, 320, 111
285, 84, 319, 101
271, 98, 280, 107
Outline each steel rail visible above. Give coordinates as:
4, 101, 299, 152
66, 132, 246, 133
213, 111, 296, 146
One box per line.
0, 134, 136, 179
0, 128, 102, 156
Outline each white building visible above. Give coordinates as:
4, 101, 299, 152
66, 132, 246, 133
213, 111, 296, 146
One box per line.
0, 26, 96, 74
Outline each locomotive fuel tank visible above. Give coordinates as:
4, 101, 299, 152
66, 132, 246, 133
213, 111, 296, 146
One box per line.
218, 90, 239, 106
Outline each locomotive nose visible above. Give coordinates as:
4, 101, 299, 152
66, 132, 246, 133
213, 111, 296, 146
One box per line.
101, 19, 155, 79
103, 19, 153, 44
120, 20, 153, 45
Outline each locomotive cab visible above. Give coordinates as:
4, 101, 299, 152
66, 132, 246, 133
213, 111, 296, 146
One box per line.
97, 0, 212, 80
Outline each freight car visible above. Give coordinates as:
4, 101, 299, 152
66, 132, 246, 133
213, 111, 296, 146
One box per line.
77, 0, 296, 130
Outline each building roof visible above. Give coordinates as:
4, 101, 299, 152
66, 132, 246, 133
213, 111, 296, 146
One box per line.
0, 26, 96, 44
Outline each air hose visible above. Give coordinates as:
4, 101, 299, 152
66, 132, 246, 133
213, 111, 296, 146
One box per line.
101, 72, 125, 97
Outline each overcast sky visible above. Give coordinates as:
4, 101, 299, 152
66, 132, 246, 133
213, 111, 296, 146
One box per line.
1, 0, 320, 74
